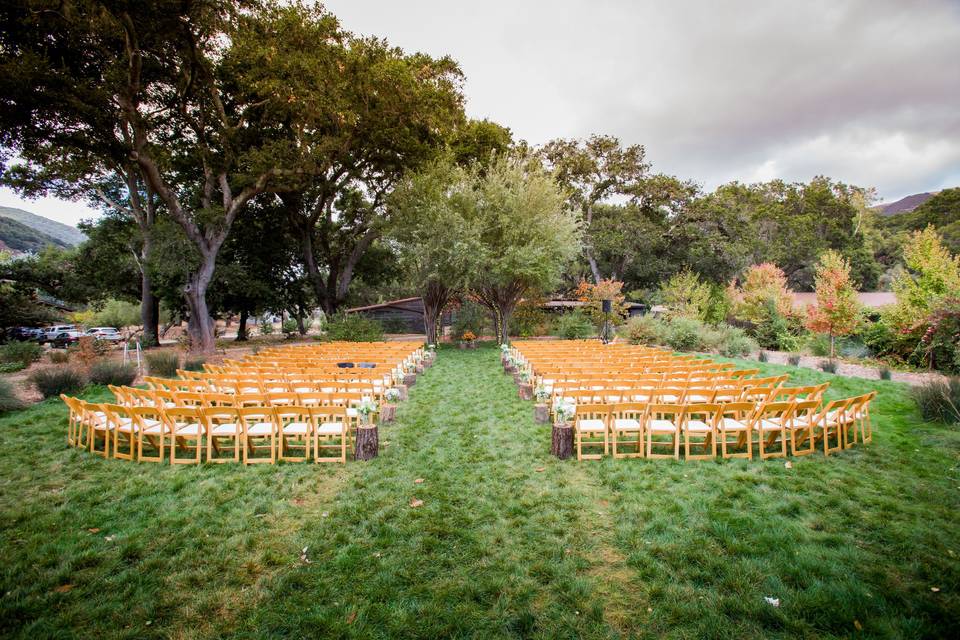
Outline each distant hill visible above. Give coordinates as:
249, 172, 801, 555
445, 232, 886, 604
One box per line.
876, 192, 938, 215
0, 206, 86, 246
0, 215, 71, 254
879, 187, 960, 254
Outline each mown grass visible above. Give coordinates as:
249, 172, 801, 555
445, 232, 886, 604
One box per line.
1, 345, 958, 638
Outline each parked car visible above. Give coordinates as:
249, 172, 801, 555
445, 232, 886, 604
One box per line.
85, 327, 123, 342
5, 327, 43, 342
41, 325, 77, 343
50, 330, 84, 349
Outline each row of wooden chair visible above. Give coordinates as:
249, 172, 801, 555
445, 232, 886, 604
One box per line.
570, 392, 875, 461
62, 395, 357, 464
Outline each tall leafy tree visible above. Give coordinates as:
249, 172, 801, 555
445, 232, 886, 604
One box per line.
468, 155, 582, 343
805, 250, 862, 359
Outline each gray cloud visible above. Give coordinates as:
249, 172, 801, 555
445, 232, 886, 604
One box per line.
326, 0, 960, 202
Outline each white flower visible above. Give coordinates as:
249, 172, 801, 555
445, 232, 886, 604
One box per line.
358, 396, 378, 416
385, 388, 401, 403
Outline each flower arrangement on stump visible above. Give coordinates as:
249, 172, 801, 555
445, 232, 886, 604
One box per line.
550, 398, 576, 459
459, 330, 477, 349
382, 388, 401, 422
533, 385, 551, 423
518, 370, 533, 400
354, 396, 380, 461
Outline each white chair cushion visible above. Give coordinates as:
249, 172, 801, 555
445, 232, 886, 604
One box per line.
282, 422, 311, 435
720, 418, 748, 431
175, 423, 203, 436
346, 407, 359, 418
576, 418, 606, 433
247, 422, 274, 436
659, 394, 679, 403
648, 419, 677, 432
758, 419, 784, 431
316, 422, 345, 436
613, 418, 641, 432
211, 423, 241, 436
686, 419, 712, 432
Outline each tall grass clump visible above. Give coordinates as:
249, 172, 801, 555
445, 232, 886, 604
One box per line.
48, 350, 69, 364
0, 379, 25, 414
879, 367, 893, 381
0, 341, 43, 368
757, 351, 769, 363
183, 357, 206, 372
29, 367, 87, 398
145, 351, 180, 377
553, 310, 594, 340
819, 360, 838, 373
912, 377, 960, 424
88, 361, 137, 386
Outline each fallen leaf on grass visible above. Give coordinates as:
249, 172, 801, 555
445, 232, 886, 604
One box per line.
854, 620, 863, 631
764, 596, 780, 607
291, 498, 306, 507
346, 611, 357, 624
299, 546, 311, 564
414, 478, 424, 484
931, 587, 940, 592
535, 467, 545, 472
409, 498, 424, 508
104, 535, 115, 542
784, 461, 793, 470
53, 584, 74, 593
87, 528, 100, 534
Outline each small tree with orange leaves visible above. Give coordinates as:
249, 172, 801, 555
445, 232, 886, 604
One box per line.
576, 278, 627, 327
805, 250, 861, 359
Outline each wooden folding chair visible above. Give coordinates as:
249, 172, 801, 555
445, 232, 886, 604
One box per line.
787, 399, 820, 456
203, 405, 242, 463
237, 405, 276, 464
275, 405, 313, 462
683, 403, 720, 461
101, 403, 138, 461
717, 401, 755, 459
61, 395, 85, 448
610, 402, 646, 459
646, 404, 684, 460
128, 404, 167, 463
753, 401, 795, 459
574, 403, 610, 461
164, 406, 205, 465
312, 405, 348, 463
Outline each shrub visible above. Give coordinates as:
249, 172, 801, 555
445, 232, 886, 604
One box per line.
88, 361, 137, 386
48, 350, 69, 364
145, 351, 180, 377
553, 310, 594, 340
658, 269, 711, 321
0, 362, 24, 374
912, 377, 960, 424
258, 317, 274, 335
281, 319, 300, 337
183, 357, 206, 372
381, 317, 408, 334
788, 354, 802, 366
0, 379, 25, 414
807, 333, 833, 357
663, 317, 705, 352
451, 300, 487, 339
758, 351, 768, 363
509, 301, 551, 337
89, 298, 140, 328
839, 339, 871, 360
879, 367, 892, 380
705, 324, 757, 357
29, 366, 87, 398
325, 313, 384, 342
0, 341, 43, 368
819, 360, 838, 373
625, 314, 667, 346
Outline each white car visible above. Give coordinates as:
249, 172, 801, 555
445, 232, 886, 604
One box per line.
43, 324, 77, 342
85, 327, 123, 342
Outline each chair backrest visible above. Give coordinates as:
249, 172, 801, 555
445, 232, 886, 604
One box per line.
266, 391, 300, 406
575, 403, 611, 420
310, 404, 347, 423
684, 403, 720, 426
612, 402, 647, 420
648, 403, 686, 422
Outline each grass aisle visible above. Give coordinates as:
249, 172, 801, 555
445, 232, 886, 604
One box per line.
1, 345, 958, 638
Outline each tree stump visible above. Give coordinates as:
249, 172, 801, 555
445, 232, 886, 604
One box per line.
380, 404, 397, 422
534, 404, 550, 424
396, 384, 408, 401
551, 423, 573, 459
416, 364, 424, 374
519, 383, 533, 400
505, 365, 516, 376
403, 373, 417, 387
354, 423, 379, 460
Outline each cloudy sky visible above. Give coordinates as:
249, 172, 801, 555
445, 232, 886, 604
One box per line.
4, 0, 958, 227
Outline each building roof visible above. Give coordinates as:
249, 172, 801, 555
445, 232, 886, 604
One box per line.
345, 297, 424, 314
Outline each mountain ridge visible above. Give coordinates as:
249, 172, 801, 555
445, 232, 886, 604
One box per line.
0, 206, 86, 246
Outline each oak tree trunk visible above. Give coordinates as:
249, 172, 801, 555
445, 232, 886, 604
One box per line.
184, 252, 217, 353
236, 307, 249, 341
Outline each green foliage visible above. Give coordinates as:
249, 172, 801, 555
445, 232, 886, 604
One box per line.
914, 298, 960, 375
807, 333, 833, 357
0, 215, 69, 253
0, 362, 24, 374
88, 361, 137, 387
0, 378, 25, 414
47, 350, 69, 364
145, 351, 179, 378
912, 377, 960, 424
708, 324, 758, 357
625, 314, 667, 346
879, 367, 892, 380
89, 299, 140, 329
258, 318, 275, 336
183, 357, 207, 372
881, 187, 960, 255
658, 269, 712, 321
552, 311, 594, 340
819, 360, 838, 373
508, 302, 551, 337
758, 351, 769, 363
0, 341, 42, 368
788, 354, 802, 366
281, 319, 299, 337
451, 301, 487, 340
663, 317, 703, 351
29, 366, 86, 398
325, 313, 384, 342
380, 318, 409, 334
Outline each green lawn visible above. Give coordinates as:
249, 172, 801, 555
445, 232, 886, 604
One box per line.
1, 345, 958, 639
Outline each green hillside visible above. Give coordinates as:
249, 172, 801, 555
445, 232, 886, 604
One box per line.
0, 205, 86, 246
880, 187, 960, 254
0, 215, 71, 254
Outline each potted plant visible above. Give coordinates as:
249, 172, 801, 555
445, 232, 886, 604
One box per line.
382, 388, 401, 422
459, 330, 477, 349
533, 385, 551, 423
